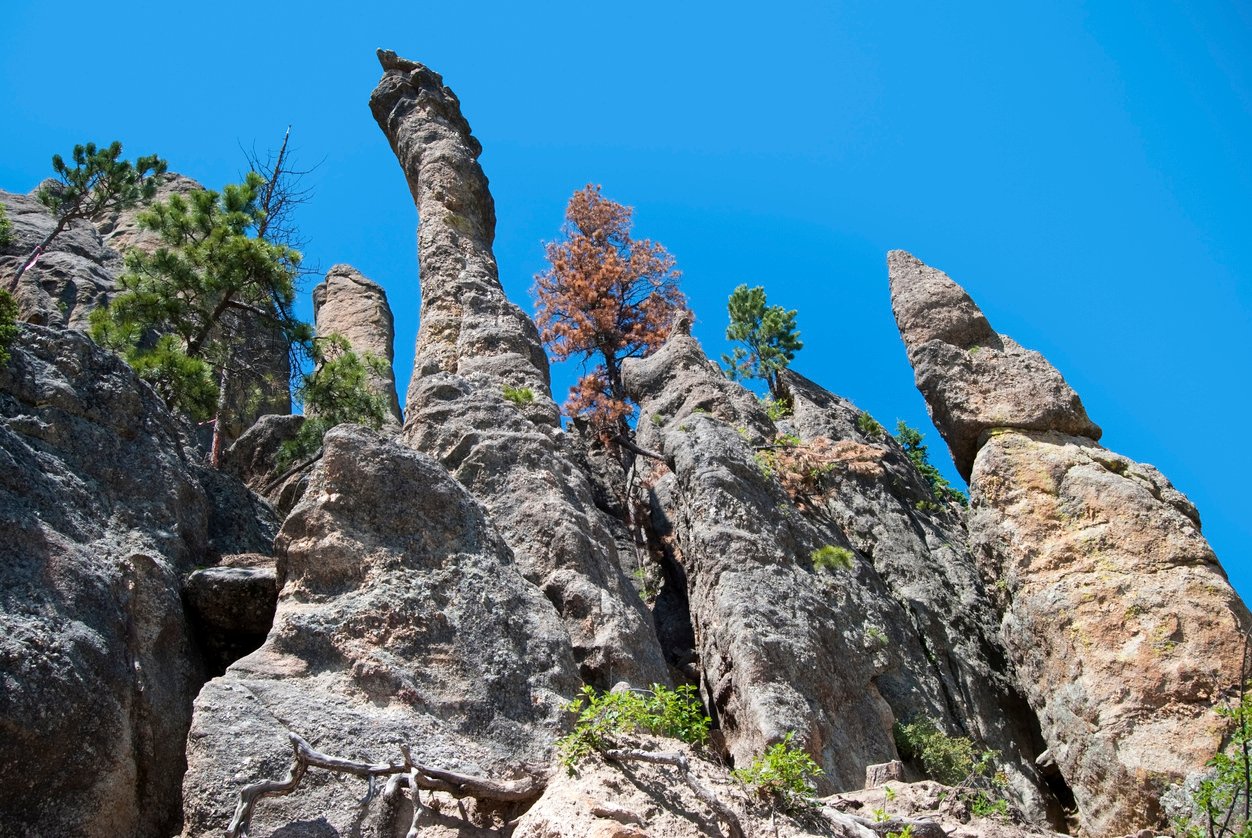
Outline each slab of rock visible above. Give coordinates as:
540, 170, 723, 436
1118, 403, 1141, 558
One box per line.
180, 425, 581, 837
0, 187, 119, 328
887, 250, 1099, 479
370, 50, 667, 688
968, 429, 1251, 834
312, 263, 402, 424
219, 413, 310, 516
0, 325, 211, 836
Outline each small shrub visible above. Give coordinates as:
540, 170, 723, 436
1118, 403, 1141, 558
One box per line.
731, 732, 823, 811
0, 289, 18, 365
857, 411, 883, 439
557, 684, 710, 773
0, 203, 12, 248
887, 825, 914, 838
760, 395, 792, 422
893, 717, 1007, 816
1166, 677, 1252, 838
811, 545, 854, 572
503, 385, 535, 405
864, 625, 889, 646
757, 435, 838, 502
650, 412, 665, 426
895, 421, 968, 506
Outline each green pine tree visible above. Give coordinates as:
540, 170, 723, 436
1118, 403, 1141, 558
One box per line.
895, 421, 968, 506
15, 141, 166, 284
722, 284, 803, 400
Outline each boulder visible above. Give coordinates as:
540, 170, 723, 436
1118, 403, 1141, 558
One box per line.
183, 554, 278, 674
370, 50, 668, 688
887, 250, 1099, 479
180, 425, 581, 836
312, 263, 402, 424
0, 325, 210, 836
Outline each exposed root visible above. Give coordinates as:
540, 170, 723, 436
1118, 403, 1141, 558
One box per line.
227, 732, 547, 837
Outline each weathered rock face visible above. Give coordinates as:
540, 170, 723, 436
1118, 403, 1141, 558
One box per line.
312, 263, 402, 423
969, 430, 1249, 834
370, 50, 668, 688
183, 553, 278, 675
887, 250, 1100, 479
180, 425, 581, 837
779, 369, 1055, 820
94, 172, 203, 256
0, 325, 210, 837
220, 413, 311, 516
889, 253, 1252, 835
0, 187, 119, 328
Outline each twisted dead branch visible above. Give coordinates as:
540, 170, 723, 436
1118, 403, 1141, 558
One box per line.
604, 747, 745, 838
226, 732, 547, 838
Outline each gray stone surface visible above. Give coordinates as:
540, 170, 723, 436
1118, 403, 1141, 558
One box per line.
370, 50, 667, 688
0, 325, 210, 837
312, 263, 402, 424
220, 413, 311, 517
184, 554, 278, 673
887, 250, 1099, 479
180, 425, 580, 837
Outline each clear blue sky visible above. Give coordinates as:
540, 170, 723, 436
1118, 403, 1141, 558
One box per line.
3, 2, 1249, 596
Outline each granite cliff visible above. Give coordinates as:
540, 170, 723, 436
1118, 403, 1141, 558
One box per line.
0, 51, 1245, 838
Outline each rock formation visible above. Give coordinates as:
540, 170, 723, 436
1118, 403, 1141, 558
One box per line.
180, 425, 580, 836
0, 324, 260, 837
888, 251, 1100, 480
622, 321, 1052, 821
312, 263, 402, 424
370, 50, 667, 687
889, 250, 1252, 834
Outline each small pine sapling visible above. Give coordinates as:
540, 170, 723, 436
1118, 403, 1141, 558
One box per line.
722, 284, 802, 401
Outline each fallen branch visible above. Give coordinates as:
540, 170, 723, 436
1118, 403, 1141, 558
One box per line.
227, 732, 548, 837
604, 747, 745, 838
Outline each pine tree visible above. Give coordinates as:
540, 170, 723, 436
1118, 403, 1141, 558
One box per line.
90, 173, 310, 458
534, 185, 688, 443
722, 284, 802, 400
12, 141, 166, 285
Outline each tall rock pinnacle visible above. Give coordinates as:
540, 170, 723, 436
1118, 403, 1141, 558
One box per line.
369, 49, 553, 416
311, 264, 402, 425
888, 250, 1100, 479
889, 250, 1252, 835
369, 51, 668, 688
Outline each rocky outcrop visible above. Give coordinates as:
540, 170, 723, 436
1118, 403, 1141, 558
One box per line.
180, 425, 580, 836
312, 263, 402, 423
622, 325, 1023, 802
0, 325, 210, 837
0, 187, 119, 328
889, 252, 1252, 834
220, 413, 310, 516
887, 250, 1099, 479
370, 50, 667, 688
94, 172, 203, 256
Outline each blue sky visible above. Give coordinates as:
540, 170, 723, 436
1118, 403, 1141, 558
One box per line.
3, 2, 1249, 596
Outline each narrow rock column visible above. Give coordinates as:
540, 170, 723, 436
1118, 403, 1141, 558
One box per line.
889, 250, 1252, 835
370, 51, 668, 688
311, 264, 402, 424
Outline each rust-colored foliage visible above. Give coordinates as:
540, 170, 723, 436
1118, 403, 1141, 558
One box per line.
534, 185, 688, 440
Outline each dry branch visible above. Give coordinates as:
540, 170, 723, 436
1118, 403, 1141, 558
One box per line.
227, 732, 547, 838
604, 747, 745, 838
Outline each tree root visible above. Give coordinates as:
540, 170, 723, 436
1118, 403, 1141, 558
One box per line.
226, 732, 548, 838
604, 747, 745, 838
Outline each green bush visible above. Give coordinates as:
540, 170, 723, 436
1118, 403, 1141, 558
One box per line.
731, 732, 823, 811
895, 421, 967, 506
811, 545, 854, 572
893, 717, 1007, 816
856, 411, 883, 439
557, 684, 710, 772
503, 385, 535, 405
0, 203, 12, 248
0, 289, 18, 365
760, 395, 792, 422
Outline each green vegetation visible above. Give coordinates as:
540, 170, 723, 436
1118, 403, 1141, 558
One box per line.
895, 421, 968, 506
90, 172, 311, 459
17, 141, 166, 284
276, 335, 391, 470
722, 284, 802, 400
760, 395, 792, 422
0, 290, 18, 365
503, 385, 535, 405
856, 411, 883, 439
557, 684, 710, 772
0, 202, 12, 248
811, 545, 854, 572
893, 717, 1007, 816
1167, 679, 1252, 838
731, 732, 823, 811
